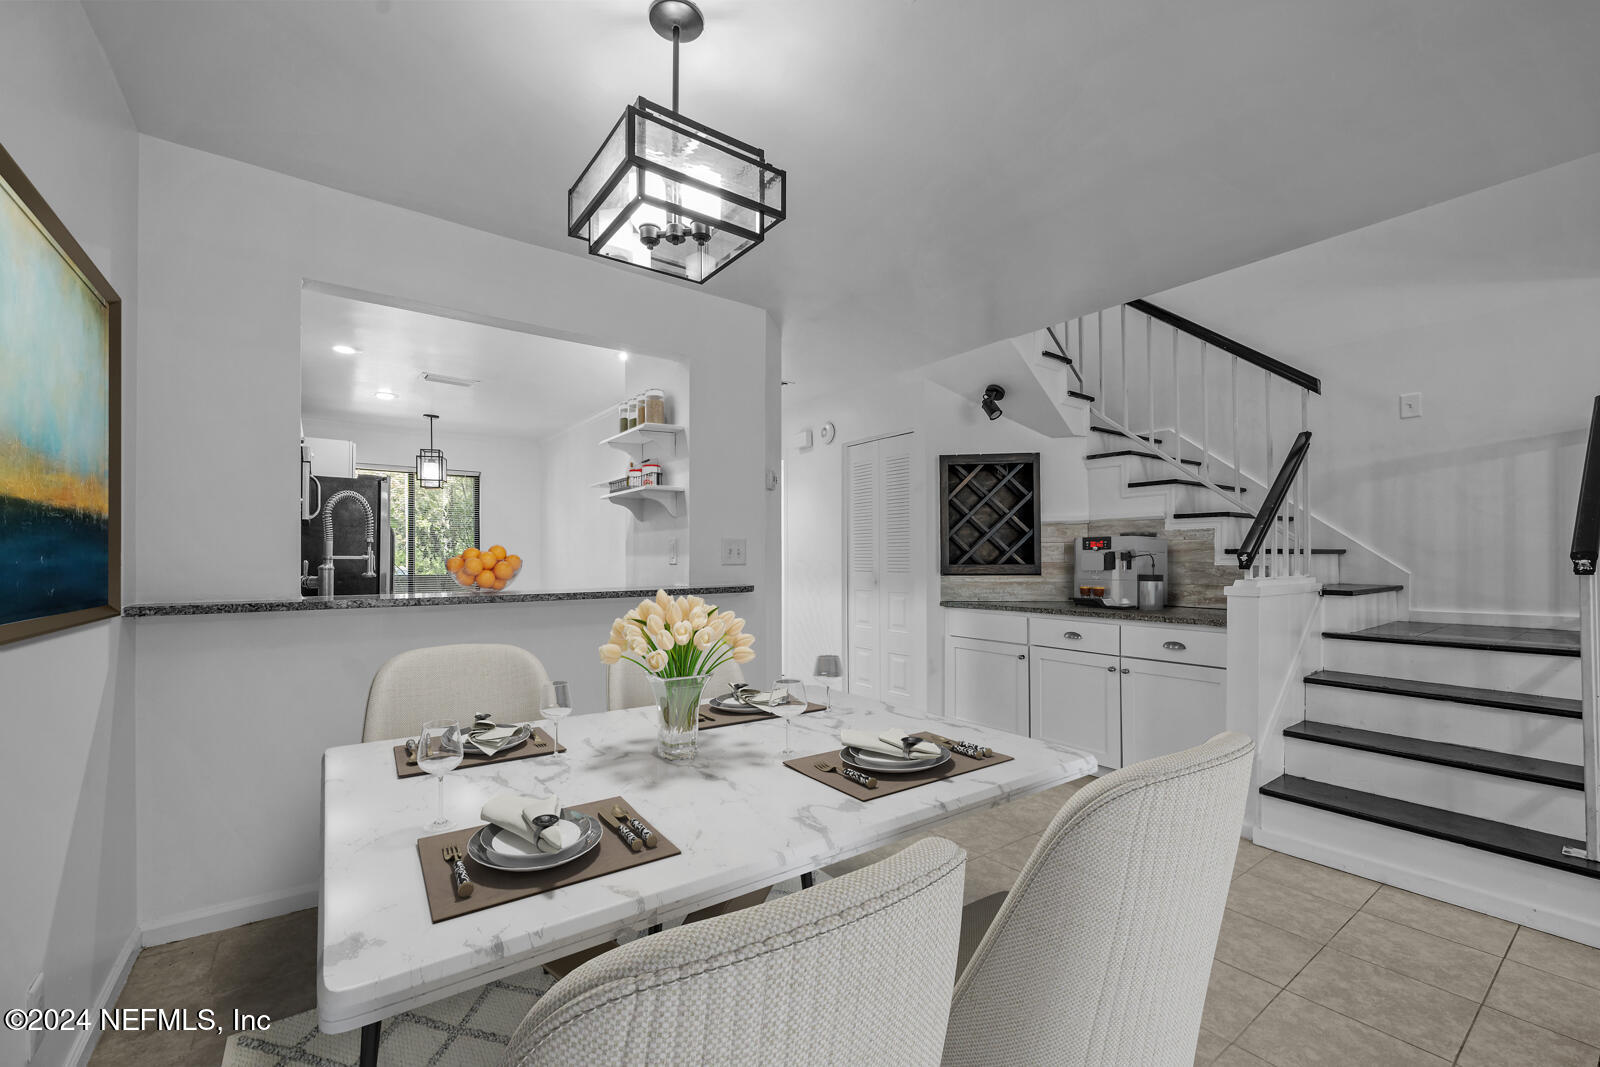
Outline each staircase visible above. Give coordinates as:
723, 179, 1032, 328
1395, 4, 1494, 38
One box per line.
1032, 299, 1600, 944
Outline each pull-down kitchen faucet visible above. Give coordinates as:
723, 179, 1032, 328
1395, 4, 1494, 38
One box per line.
318, 489, 376, 597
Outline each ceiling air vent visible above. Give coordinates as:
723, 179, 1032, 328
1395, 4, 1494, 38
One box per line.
419, 372, 478, 388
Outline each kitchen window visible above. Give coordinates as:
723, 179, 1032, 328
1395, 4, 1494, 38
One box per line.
357, 466, 481, 593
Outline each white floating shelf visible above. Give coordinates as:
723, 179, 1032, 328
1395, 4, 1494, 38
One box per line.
602, 484, 686, 519
600, 423, 685, 460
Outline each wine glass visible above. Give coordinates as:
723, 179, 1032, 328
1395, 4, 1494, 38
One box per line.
770, 677, 808, 758
541, 680, 572, 755
418, 719, 463, 830
813, 654, 843, 708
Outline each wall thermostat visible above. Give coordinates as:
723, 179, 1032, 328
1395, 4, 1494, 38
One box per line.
819, 421, 836, 444
793, 429, 813, 449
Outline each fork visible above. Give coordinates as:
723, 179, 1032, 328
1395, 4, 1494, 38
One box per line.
443, 845, 474, 900
814, 760, 877, 789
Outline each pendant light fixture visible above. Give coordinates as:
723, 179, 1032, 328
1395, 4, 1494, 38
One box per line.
416, 414, 446, 489
567, 0, 785, 284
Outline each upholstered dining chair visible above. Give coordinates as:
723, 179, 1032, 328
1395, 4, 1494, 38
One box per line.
362, 643, 552, 742
504, 838, 967, 1067
942, 732, 1254, 1067
605, 658, 745, 711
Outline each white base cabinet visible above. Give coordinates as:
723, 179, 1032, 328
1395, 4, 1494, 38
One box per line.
943, 635, 1029, 735
1031, 647, 1122, 769
944, 610, 1226, 770
1120, 658, 1227, 767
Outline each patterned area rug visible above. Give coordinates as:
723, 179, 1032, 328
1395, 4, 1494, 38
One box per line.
220, 967, 553, 1067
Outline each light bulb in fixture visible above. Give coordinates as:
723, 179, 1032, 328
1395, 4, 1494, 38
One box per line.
332, 344, 360, 355
618, 350, 630, 362
374, 390, 398, 400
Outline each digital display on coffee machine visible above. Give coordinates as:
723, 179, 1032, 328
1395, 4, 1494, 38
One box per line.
1082, 537, 1112, 551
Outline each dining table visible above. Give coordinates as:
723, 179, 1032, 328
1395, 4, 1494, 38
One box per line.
319, 696, 1097, 1064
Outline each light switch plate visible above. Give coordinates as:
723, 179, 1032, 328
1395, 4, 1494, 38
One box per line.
1399, 392, 1422, 419
720, 538, 747, 566
667, 538, 678, 566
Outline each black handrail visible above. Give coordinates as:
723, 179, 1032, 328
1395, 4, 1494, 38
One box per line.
1236, 430, 1312, 571
1572, 396, 1600, 575
1128, 299, 1321, 395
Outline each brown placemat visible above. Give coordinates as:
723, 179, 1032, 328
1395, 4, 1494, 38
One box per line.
784, 731, 1013, 801
393, 727, 565, 779
696, 702, 827, 730
415, 795, 679, 923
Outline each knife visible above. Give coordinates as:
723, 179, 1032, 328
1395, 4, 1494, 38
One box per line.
934, 734, 992, 759
613, 805, 657, 849
599, 810, 644, 852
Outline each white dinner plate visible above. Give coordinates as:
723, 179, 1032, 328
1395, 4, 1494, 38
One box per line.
840, 743, 951, 775
463, 723, 531, 758
466, 810, 603, 872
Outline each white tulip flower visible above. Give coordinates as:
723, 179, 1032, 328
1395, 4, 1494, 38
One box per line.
731, 647, 756, 664
646, 649, 669, 672
598, 643, 622, 664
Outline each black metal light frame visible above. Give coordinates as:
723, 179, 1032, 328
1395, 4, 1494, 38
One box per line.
416, 414, 447, 490
567, 2, 785, 285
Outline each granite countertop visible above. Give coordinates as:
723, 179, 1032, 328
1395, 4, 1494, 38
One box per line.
123, 584, 756, 618
940, 599, 1228, 629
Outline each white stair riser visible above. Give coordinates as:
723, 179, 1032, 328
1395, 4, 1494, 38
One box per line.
1322, 640, 1579, 699
1256, 798, 1600, 948
1321, 591, 1403, 633
1282, 738, 1583, 839
1304, 686, 1583, 764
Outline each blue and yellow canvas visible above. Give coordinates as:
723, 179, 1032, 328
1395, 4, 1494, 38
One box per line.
0, 171, 111, 627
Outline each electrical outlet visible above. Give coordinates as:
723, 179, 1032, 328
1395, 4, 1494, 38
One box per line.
667, 538, 678, 566
1399, 392, 1422, 419
720, 538, 747, 566
25, 973, 42, 1061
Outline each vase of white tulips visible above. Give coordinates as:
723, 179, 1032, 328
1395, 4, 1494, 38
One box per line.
598, 589, 756, 762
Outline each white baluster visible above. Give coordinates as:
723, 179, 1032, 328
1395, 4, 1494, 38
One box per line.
1120, 305, 1128, 430
1172, 324, 1180, 467
1200, 342, 1209, 482
1146, 314, 1155, 443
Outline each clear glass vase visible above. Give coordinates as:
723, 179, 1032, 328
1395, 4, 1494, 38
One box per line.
649, 673, 708, 762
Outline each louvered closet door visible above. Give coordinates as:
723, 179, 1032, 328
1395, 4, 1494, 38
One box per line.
846, 433, 924, 708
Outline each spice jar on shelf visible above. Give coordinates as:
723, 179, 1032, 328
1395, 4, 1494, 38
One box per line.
627, 465, 643, 488
627, 396, 641, 429
641, 461, 662, 486
643, 388, 667, 426
618, 401, 631, 434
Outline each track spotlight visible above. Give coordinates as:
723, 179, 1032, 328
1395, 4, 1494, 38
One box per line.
981, 384, 1005, 421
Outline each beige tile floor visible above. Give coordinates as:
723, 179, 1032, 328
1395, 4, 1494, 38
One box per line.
89, 779, 1600, 1066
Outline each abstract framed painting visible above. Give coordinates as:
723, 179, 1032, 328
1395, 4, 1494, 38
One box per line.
0, 140, 121, 646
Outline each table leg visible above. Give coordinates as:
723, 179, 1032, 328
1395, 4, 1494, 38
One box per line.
800, 871, 815, 889
645, 923, 663, 935
359, 1020, 381, 1067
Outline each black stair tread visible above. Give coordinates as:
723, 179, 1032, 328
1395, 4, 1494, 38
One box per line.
1092, 428, 1163, 444
1303, 669, 1581, 718
1175, 510, 1253, 520
1283, 720, 1584, 789
1322, 583, 1405, 596
1259, 775, 1600, 881
1226, 547, 1347, 556
1085, 449, 1203, 467
1067, 390, 1096, 402
1325, 620, 1580, 657
1128, 478, 1248, 493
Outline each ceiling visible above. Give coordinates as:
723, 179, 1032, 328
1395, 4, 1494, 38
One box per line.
299, 288, 624, 439
86, 1, 1600, 396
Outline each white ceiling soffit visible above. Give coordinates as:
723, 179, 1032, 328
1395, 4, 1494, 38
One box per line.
86, 1, 1600, 397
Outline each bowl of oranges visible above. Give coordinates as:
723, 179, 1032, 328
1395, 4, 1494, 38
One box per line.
446, 545, 523, 592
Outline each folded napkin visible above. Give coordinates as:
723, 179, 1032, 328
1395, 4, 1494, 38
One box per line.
480, 794, 579, 852
840, 729, 941, 760
466, 723, 517, 756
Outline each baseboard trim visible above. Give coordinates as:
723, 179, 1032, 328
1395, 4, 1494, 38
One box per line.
1257, 798, 1600, 948
65, 927, 141, 1067
140, 883, 318, 947
1407, 607, 1579, 630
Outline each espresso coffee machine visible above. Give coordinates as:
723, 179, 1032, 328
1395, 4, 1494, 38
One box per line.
1074, 533, 1168, 609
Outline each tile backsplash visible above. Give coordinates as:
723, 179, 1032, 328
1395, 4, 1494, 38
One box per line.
940, 517, 1236, 608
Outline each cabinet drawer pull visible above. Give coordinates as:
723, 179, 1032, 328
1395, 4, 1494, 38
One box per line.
1121, 668, 1130, 674
1163, 641, 1187, 651
1017, 654, 1026, 660
1063, 631, 1083, 641
1106, 665, 1116, 673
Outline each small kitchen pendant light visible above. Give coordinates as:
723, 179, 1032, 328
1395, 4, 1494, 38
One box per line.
567, 0, 785, 284
416, 414, 446, 489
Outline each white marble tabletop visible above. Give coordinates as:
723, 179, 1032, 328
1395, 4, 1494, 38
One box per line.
319, 699, 1096, 1033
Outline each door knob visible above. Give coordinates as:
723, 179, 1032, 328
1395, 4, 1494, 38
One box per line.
1017, 654, 1026, 660
1106, 665, 1116, 672
1121, 668, 1130, 674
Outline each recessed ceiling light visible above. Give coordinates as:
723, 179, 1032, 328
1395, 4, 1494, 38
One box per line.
618, 350, 629, 362
374, 390, 398, 400
332, 344, 360, 355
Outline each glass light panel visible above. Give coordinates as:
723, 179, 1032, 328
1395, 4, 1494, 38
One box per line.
416, 448, 446, 490
569, 113, 629, 231
634, 111, 781, 230
596, 209, 755, 282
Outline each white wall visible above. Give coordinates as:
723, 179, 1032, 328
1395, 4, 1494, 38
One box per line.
620, 353, 691, 588
130, 136, 781, 935
536, 407, 632, 589
0, 6, 140, 1067
1152, 151, 1600, 621
783, 366, 1091, 714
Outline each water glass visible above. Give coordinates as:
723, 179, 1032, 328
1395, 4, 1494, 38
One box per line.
770, 677, 808, 757
418, 719, 463, 830
813, 654, 843, 708
542, 680, 572, 753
